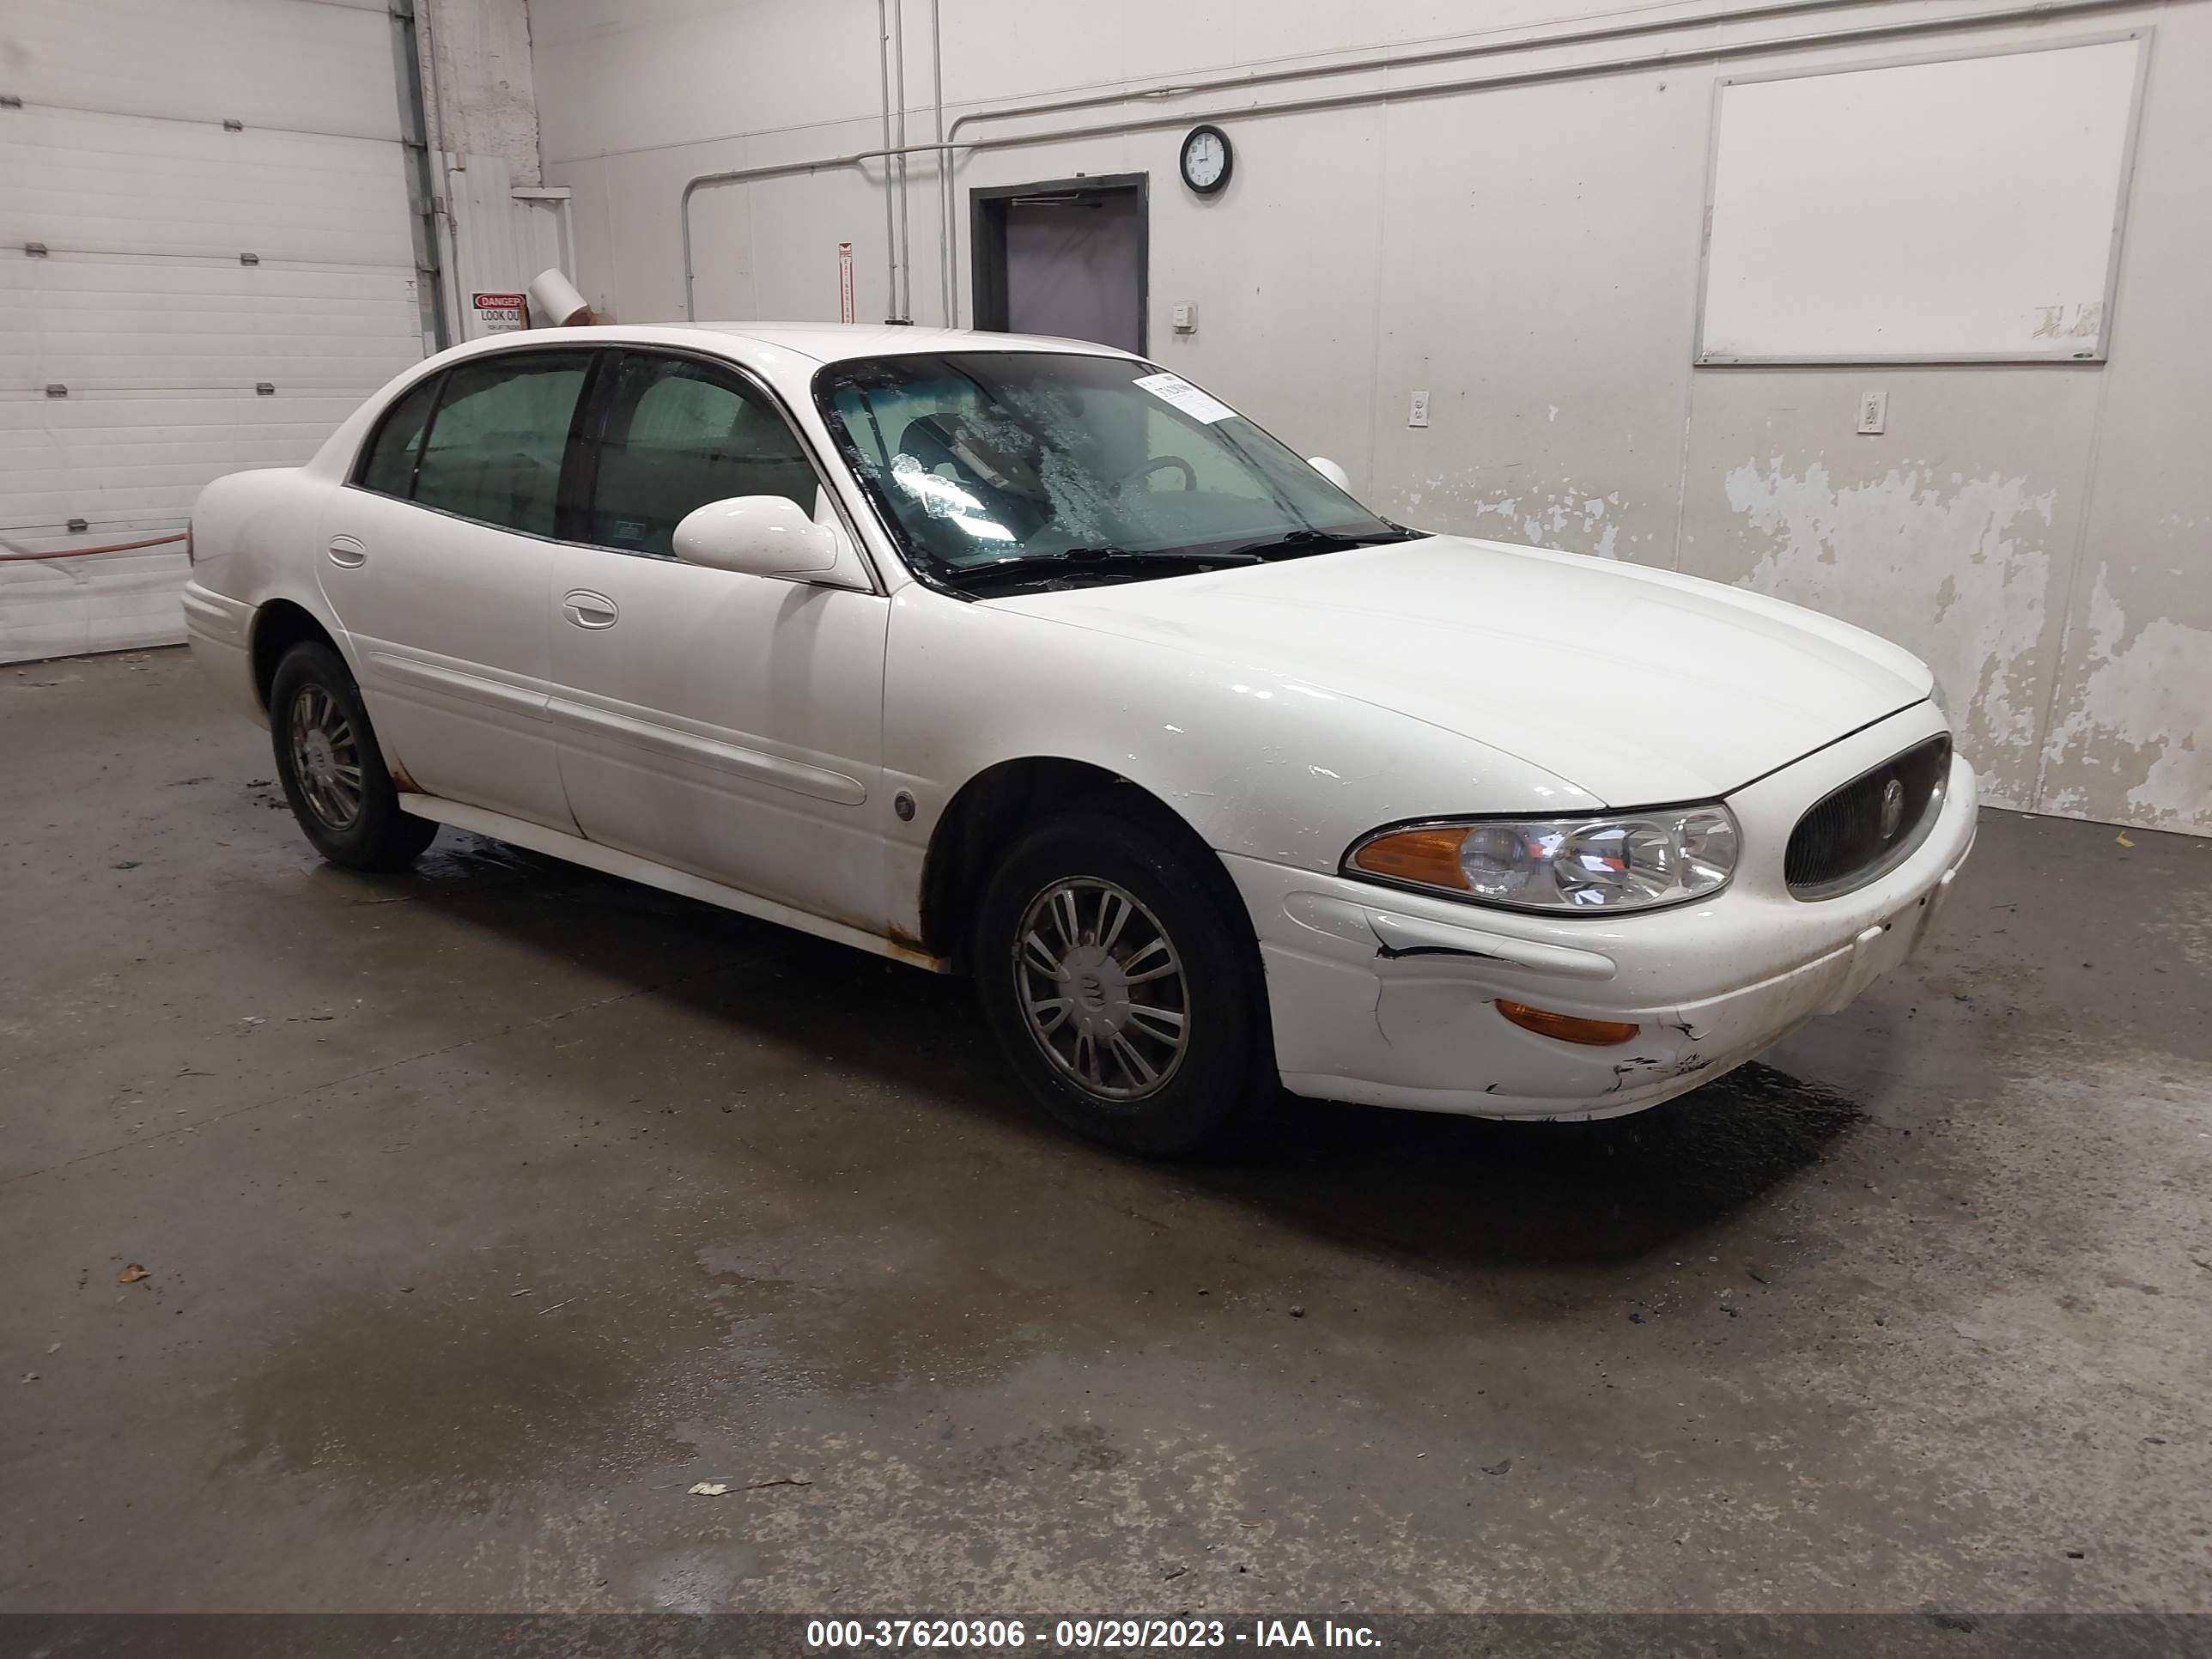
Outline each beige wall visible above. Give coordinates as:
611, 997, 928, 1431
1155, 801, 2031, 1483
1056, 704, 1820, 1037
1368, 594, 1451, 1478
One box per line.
528, 0, 2212, 832
416, 0, 543, 187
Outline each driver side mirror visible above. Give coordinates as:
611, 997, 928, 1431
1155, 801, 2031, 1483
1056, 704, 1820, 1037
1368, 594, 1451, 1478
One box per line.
672, 495, 841, 580
1306, 456, 1352, 492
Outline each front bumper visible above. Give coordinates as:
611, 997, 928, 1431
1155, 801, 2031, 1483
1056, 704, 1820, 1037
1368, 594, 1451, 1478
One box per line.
1228, 705, 1978, 1120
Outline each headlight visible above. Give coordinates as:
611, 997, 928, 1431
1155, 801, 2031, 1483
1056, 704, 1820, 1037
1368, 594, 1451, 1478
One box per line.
1345, 805, 1740, 913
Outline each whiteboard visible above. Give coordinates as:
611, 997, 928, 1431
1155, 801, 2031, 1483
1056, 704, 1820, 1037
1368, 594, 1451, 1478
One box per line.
1697, 35, 2148, 364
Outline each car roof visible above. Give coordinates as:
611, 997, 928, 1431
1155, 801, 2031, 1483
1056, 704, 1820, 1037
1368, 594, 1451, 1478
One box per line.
694, 321, 1139, 364
465, 320, 1143, 368
317, 322, 1153, 485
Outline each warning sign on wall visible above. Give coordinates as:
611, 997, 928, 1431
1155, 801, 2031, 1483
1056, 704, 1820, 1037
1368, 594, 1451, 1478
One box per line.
472, 292, 530, 334
837, 244, 854, 325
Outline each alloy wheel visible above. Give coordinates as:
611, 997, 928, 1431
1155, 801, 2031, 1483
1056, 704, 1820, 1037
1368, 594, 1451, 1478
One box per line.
1013, 877, 1191, 1100
288, 684, 365, 831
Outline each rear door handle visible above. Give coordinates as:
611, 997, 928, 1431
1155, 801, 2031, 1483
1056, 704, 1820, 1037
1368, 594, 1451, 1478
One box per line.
562, 589, 618, 629
327, 536, 367, 568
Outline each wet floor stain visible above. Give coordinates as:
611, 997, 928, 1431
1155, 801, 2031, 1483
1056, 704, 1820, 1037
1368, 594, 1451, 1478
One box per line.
220, 1273, 724, 1497
216, 1050, 1865, 1504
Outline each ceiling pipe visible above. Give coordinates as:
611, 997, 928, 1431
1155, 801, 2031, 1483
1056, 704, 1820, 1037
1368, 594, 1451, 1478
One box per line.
681, 0, 2169, 323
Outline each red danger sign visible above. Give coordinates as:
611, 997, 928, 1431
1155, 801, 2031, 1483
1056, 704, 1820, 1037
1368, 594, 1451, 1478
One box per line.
471, 292, 529, 333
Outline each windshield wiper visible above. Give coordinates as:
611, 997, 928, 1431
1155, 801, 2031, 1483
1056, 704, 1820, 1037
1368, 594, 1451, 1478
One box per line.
1224, 526, 1425, 560
1057, 545, 1265, 567
938, 546, 1262, 586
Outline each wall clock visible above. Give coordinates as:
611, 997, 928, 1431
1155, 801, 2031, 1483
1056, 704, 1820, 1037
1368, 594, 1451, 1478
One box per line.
1179, 125, 1233, 196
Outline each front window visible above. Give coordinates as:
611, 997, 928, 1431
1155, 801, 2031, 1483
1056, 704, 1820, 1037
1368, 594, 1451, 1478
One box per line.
814, 351, 1415, 592
586, 353, 820, 556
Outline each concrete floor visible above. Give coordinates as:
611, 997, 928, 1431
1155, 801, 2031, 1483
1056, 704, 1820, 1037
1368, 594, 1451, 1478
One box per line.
2, 647, 2208, 1614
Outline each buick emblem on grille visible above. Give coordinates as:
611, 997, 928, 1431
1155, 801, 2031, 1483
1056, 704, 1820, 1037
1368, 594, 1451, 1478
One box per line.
1879, 776, 1907, 840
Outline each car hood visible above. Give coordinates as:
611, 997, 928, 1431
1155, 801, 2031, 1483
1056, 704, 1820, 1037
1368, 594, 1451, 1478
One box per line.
987, 535, 1932, 806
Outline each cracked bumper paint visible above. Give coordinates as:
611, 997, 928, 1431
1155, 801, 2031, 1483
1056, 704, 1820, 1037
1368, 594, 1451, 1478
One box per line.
1226, 719, 1978, 1121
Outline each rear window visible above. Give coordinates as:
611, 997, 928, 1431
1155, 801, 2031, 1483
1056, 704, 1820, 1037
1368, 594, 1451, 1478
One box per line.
411, 353, 592, 538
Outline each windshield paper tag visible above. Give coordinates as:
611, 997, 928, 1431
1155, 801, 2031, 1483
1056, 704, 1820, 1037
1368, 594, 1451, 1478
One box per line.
1133, 371, 1237, 424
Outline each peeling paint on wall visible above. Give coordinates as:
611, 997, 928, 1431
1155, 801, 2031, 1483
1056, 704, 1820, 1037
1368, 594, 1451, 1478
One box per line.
1402, 477, 1638, 560
1723, 460, 2056, 806
2039, 567, 2212, 833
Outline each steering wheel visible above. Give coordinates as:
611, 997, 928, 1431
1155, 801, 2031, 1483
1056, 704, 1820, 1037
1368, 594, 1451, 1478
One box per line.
1119, 454, 1197, 492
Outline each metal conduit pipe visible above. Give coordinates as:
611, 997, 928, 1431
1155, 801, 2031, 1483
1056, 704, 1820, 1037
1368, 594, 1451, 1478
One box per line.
932, 0, 950, 324
683, 0, 2167, 322
415, 0, 469, 346
877, 0, 899, 314
893, 0, 914, 319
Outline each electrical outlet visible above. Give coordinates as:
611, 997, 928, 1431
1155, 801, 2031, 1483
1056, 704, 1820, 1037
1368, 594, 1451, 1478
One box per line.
1857, 390, 1887, 434
1408, 390, 1431, 428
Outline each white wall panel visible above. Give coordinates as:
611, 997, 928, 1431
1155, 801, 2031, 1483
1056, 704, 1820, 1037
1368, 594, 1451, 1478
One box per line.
445, 154, 576, 338
0, 254, 422, 393
0, 391, 368, 532
0, 108, 416, 265
1, 0, 426, 662
1363, 71, 1705, 568
2033, 3, 2212, 831
532, 1, 887, 166
0, 550, 194, 663
1698, 37, 2146, 362
4, 0, 405, 141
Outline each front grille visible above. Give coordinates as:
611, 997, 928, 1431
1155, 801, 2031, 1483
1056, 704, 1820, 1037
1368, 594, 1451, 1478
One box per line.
1785, 733, 1950, 899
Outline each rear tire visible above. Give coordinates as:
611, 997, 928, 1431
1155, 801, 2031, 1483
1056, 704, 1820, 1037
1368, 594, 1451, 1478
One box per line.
975, 808, 1270, 1158
269, 641, 436, 871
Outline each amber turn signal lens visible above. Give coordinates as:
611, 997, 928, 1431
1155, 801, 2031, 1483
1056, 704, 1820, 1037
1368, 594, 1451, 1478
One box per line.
1494, 1000, 1640, 1047
1348, 825, 1469, 889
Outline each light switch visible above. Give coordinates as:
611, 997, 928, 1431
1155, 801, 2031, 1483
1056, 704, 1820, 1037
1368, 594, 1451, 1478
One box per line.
1170, 302, 1196, 334
1408, 389, 1431, 428
1857, 390, 1887, 434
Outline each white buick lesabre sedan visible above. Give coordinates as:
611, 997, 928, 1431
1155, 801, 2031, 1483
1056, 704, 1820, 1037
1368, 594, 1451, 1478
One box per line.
185, 323, 1976, 1155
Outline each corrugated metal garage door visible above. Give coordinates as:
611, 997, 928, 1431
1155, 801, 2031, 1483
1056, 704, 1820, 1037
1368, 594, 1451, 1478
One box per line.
0, 0, 431, 663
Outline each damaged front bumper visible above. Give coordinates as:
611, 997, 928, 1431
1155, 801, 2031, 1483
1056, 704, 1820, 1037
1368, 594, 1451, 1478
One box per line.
1225, 718, 1979, 1121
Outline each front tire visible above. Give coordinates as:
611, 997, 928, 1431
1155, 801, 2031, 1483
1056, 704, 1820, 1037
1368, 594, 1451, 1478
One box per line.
269, 641, 436, 871
975, 809, 1271, 1157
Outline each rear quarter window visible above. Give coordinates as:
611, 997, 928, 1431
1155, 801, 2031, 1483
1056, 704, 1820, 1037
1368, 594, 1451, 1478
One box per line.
353, 375, 441, 498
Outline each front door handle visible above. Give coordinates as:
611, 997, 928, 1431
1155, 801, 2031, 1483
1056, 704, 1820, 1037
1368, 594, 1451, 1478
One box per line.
562, 589, 618, 629
327, 536, 367, 568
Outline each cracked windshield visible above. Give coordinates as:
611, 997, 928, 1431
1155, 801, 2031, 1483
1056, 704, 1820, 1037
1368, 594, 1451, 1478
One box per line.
813, 351, 1415, 591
